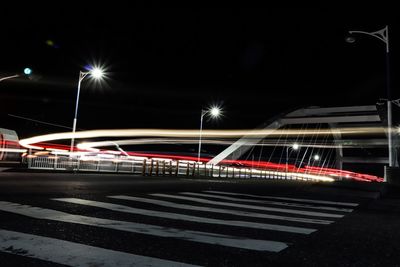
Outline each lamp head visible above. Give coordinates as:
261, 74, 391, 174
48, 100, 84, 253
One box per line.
90, 68, 104, 79
209, 107, 221, 118
292, 143, 299, 150
23, 67, 32, 75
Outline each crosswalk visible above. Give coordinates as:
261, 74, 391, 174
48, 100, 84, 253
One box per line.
0, 190, 360, 266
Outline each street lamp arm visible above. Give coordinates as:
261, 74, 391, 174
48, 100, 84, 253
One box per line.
349, 26, 389, 52
349, 30, 387, 43
201, 108, 213, 118
78, 71, 89, 83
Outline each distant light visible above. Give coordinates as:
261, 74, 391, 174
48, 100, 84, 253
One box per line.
45, 40, 55, 47
209, 107, 221, 118
90, 68, 104, 79
292, 143, 299, 150
24, 68, 32, 75
313, 154, 320, 161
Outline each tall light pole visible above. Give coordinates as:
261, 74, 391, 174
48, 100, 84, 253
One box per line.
347, 25, 394, 178
198, 106, 221, 162
286, 143, 299, 174
70, 68, 104, 154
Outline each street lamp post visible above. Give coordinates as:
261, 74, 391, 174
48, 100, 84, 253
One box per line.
286, 143, 299, 176
347, 25, 394, 178
69, 68, 104, 154
197, 107, 221, 163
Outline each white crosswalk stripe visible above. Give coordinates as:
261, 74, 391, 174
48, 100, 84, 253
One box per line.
0, 201, 288, 252
204, 191, 359, 207
108, 195, 334, 225
0, 191, 359, 266
0, 229, 199, 267
181, 192, 354, 212
53, 197, 316, 234
151, 193, 345, 218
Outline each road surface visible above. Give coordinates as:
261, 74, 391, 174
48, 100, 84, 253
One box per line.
0, 171, 399, 266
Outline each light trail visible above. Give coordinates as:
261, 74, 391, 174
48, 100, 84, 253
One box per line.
18, 128, 385, 183
0, 148, 27, 153
25, 146, 380, 182
19, 127, 390, 150
76, 138, 389, 150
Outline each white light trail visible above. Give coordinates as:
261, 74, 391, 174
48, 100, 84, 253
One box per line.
19, 127, 390, 150
0, 148, 27, 153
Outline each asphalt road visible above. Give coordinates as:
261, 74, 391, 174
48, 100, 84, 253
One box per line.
0, 171, 399, 266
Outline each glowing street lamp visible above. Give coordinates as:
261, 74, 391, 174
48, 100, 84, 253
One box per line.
197, 106, 221, 162
210, 107, 221, 117
286, 143, 299, 174
70, 67, 104, 153
91, 68, 103, 79
23, 68, 32, 75
306, 154, 321, 168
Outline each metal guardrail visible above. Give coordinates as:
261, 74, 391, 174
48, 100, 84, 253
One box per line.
24, 155, 300, 180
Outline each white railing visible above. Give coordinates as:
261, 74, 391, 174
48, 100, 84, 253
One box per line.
24, 155, 317, 181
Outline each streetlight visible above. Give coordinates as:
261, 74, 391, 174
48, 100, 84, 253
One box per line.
286, 143, 299, 174
347, 25, 394, 178
69, 67, 104, 153
306, 153, 320, 167
0, 67, 32, 82
197, 106, 221, 162
23, 68, 32, 75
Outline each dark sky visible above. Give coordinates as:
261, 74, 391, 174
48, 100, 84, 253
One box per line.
1, 7, 399, 139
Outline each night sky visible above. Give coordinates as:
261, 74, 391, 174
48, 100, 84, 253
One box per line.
1, 7, 399, 139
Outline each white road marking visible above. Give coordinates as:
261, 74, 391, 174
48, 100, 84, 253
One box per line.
151, 194, 344, 218
0, 229, 200, 267
53, 198, 316, 234
108, 195, 334, 225
204, 191, 359, 207
0, 201, 288, 252
182, 192, 353, 212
